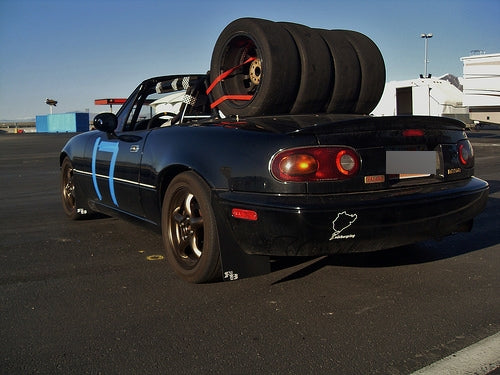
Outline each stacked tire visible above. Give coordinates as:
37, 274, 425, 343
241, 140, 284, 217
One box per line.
208, 18, 385, 116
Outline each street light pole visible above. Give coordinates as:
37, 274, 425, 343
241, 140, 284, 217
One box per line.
421, 33, 433, 78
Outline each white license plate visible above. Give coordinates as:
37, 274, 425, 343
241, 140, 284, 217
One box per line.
386, 151, 437, 176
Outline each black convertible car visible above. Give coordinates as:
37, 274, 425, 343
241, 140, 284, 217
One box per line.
60, 74, 488, 282
60, 19, 488, 282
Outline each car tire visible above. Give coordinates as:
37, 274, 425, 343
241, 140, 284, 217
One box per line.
162, 171, 222, 283
209, 17, 300, 116
341, 30, 386, 114
279, 22, 333, 114
61, 157, 90, 220
316, 29, 361, 113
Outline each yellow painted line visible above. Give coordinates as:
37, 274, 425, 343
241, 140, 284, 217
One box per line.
146, 254, 165, 261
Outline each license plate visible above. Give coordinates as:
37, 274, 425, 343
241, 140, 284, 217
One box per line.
386, 151, 437, 176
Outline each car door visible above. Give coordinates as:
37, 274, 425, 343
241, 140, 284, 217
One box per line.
89, 85, 164, 217
89, 78, 189, 218
89, 129, 148, 217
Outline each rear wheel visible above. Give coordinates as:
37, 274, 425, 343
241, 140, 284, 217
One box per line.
209, 17, 300, 116
60, 157, 89, 220
162, 172, 221, 283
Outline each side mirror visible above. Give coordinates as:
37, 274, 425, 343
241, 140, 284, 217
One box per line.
93, 112, 118, 133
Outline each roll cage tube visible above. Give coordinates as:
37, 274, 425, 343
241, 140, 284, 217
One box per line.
151, 75, 213, 125
115, 75, 212, 132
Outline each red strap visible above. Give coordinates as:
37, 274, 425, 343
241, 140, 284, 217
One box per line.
206, 56, 256, 95
210, 95, 253, 109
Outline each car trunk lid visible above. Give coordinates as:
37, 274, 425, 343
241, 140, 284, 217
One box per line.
289, 115, 471, 193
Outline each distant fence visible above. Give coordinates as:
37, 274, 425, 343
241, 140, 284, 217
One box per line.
0, 122, 37, 133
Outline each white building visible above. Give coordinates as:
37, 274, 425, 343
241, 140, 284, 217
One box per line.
461, 52, 500, 125
371, 77, 469, 124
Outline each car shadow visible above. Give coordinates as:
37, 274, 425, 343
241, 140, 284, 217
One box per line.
271, 180, 499, 284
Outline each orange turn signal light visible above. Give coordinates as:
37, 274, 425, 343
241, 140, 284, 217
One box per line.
279, 154, 318, 176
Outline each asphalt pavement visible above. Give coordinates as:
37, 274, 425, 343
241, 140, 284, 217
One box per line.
0, 129, 499, 374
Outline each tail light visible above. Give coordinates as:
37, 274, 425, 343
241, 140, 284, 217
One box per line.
271, 146, 360, 182
458, 139, 474, 168
403, 129, 425, 137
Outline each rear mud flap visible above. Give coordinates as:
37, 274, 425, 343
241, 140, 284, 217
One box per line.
212, 197, 270, 281
218, 227, 271, 281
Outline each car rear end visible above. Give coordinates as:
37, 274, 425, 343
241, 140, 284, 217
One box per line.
212, 115, 489, 257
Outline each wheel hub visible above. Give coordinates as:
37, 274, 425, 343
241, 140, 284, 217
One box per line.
65, 182, 74, 198
249, 58, 262, 85
178, 218, 193, 242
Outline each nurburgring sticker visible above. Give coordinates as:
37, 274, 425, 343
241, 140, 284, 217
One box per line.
329, 211, 358, 240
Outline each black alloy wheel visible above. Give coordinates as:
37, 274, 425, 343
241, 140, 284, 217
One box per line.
60, 157, 85, 220
162, 171, 221, 283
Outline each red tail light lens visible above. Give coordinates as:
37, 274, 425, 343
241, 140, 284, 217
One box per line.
271, 146, 360, 182
458, 139, 474, 168
403, 129, 425, 137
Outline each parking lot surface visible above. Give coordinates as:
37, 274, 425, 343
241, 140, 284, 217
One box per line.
0, 129, 499, 374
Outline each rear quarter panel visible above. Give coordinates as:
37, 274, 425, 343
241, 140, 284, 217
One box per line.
138, 124, 318, 223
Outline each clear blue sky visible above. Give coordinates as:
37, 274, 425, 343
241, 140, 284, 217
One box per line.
0, 0, 498, 120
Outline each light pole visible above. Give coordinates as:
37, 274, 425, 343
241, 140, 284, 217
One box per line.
421, 33, 433, 78
45, 98, 58, 114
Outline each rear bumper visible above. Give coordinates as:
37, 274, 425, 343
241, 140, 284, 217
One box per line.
213, 177, 489, 256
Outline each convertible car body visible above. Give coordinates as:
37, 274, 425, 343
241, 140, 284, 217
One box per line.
60, 74, 489, 282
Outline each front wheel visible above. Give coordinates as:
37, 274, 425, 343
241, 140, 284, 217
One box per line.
162, 172, 222, 283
